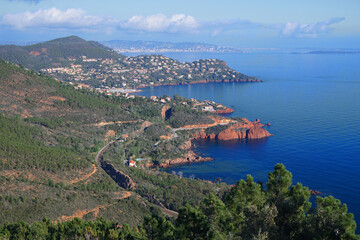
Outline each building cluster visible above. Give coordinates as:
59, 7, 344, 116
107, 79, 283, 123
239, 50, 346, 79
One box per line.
40, 55, 243, 91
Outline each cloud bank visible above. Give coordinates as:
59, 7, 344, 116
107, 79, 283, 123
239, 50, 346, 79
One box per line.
121, 14, 199, 33
281, 17, 345, 38
0, 8, 345, 39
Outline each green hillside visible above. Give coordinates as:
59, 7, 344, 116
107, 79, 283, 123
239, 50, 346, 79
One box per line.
0, 59, 358, 239
0, 36, 123, 70
0, 59, 223, 226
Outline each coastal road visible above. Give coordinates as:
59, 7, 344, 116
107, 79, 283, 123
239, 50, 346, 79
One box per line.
95, 139, 117, 166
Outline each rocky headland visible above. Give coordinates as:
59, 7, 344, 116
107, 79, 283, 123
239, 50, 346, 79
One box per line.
192, 118, 272, 141
215, 107, 235, 114
158, 118, 272, 168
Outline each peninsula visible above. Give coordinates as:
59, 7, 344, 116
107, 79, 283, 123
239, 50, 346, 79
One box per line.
0, 36, 261, 92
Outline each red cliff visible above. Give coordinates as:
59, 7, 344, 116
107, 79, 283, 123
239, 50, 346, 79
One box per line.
158, 150, 212, 168
215, 107, 235, 114
193, 118, 272, 141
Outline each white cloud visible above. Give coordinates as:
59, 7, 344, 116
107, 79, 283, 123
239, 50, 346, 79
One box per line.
119, 14, 263, 35
121, 13, 199, 33
1, 9, 345, 41
281, 17, 345, 38
1, 8, 110, 29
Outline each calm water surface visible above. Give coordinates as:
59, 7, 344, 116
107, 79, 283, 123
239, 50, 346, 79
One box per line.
130, 52, 360, 226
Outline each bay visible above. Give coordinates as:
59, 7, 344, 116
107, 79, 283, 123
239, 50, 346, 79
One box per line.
130, 52, 360, 226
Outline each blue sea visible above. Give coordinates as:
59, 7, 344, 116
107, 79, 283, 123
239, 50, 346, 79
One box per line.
129, 51, 360, 226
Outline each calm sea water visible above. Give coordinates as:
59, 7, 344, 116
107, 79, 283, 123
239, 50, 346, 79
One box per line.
130, 52, 360, 226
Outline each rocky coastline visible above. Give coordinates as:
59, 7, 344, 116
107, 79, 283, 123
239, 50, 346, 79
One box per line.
157, 118, 272, 168
158, 150, 213, 168
192, 118, 272, 141
215, 107, 235, 114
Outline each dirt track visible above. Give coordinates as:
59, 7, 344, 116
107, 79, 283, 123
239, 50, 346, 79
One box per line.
69, 163, 97, 184
56, 191, 133, 223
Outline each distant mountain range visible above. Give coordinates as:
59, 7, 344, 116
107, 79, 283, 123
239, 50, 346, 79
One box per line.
101, 40, 243, 53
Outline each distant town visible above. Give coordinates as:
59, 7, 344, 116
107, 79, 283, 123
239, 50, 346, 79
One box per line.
101, 40, 243, 53
40, 54, 256, 91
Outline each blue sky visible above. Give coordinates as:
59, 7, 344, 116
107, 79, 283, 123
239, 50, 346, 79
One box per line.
0, 0, 359, 48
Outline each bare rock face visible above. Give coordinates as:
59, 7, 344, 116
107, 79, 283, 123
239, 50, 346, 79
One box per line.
141, 121, 153, 129
161, 105, 171, 119
215, 107, 235, 114
192, 118, 272, 141
247, 127, 272, 139
180, 140, 192, 150
159, 150, 212, 168
101, 161, 136, 190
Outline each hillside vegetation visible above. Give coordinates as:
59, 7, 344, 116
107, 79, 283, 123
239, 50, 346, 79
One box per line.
0, 59, 223, 226
0, 36, 123, 70
0, 165, 358, 239
0, 52, 358, 239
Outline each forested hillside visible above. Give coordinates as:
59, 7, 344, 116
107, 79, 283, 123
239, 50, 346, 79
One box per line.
0, 59, 224, 227
0, 59, 358, 239
0, 36, 123, 70
0, 165, 358, 239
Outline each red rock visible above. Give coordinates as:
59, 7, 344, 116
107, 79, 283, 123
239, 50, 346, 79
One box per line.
215, 107, 235, 114
29, 51, 41, 56
158, 150, 212, 168
247, 127, 272, 139
161, 105, 171, 119
192, 118, 272, 141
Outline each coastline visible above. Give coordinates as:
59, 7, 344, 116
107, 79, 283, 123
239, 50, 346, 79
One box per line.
155, 118, 272, 168
135, 78, 263, 89
157, 149, 213, 168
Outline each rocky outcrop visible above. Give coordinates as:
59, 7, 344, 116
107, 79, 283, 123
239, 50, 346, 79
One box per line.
141, 121, 153, 130
100, 161, 136, 190
193, 118, 272, 141
181, 140, 192, 150
158, 150, 212, 168
144, 194, 166, 208
247, 127, 272, 139
215, 107, 235, 114
161, 105, 171, 119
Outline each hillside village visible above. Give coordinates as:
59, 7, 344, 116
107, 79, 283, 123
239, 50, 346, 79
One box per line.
40, 54, 259, 90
